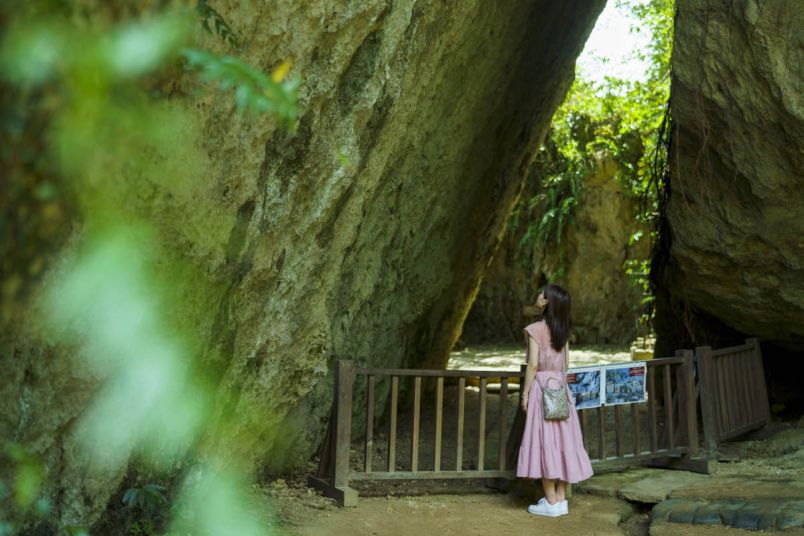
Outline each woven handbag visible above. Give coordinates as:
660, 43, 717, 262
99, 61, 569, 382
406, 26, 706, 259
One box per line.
542, 376, 570, 420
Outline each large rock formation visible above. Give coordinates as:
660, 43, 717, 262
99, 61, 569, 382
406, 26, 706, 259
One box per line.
1, 0, 605, 526
461, 156, 650, 346
655, 0, 804, 354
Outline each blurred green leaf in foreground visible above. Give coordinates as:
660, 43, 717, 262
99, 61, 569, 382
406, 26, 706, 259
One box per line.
1, 2, 299, 534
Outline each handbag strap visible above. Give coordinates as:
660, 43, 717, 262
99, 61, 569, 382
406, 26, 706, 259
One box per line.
545, 376, 564, 390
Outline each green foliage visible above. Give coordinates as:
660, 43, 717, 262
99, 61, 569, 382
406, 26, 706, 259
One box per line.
0, 443, 53, 535
1, 13, 193, 86
508, 140, 585, 281
122, 484, 168, 514
116, 483, 171, 535
625, 257, 653, 320
1, 2, 298, 534
512, 0, 674, 327
62, 526, 91, 536
535, 155, 584, 252
169, 466, 275, 536
196, 0, 241, 50
182, 48, 300, 124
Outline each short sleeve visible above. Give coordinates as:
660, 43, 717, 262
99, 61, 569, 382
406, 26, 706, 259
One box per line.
523, 326, 532, 341
523, 323, 538, 343
524, 322, 545, 344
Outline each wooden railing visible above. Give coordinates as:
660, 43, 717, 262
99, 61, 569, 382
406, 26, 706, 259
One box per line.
309, 350, 703, 506
353, 367, 521, 479
576, 351, 698, 467
696, 338, 769, 450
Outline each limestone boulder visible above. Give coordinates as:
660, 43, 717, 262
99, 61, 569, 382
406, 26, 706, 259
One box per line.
659, 0, 804, 351
1, 0, 605, 526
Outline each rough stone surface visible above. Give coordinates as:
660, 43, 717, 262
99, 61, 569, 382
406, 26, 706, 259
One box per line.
575, 467, 711, 504
652, 498, 804, 531
778, 502, 804, 530
619, 470, 710, 504
691, 505, 723, 526
461, 157, 649, 346
657, 0, 804, 352
666, 503, 699, 525
0, 0, 606, 527
716, 501, 746, 527
573, 469, 651, 498
577, 429, 804, 533
672, 476, 804, 502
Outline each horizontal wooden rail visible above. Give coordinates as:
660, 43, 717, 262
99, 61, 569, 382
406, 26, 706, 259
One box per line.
357, 356, 681, 378
351, 470, 514, 481
646, 356, 684, 366
592, 447, 689, 463
709, 343, 752, 357
355, 367, 524, 378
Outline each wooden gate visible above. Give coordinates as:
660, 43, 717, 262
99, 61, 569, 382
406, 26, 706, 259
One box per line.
309, 352, 701, 506
695, 338, 770, 451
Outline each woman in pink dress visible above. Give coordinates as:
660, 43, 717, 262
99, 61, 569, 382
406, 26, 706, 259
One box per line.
517, 284, 593, 517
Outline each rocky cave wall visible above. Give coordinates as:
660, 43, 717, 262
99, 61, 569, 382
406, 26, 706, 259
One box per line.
1, 0, 606, 526
655, 0, 803, 406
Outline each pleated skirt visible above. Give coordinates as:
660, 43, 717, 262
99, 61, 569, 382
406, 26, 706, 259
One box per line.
516, 370, 594, 483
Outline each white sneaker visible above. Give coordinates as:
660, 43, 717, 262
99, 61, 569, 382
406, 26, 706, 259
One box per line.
560, 499, 568, 515
527, 497, 564, 517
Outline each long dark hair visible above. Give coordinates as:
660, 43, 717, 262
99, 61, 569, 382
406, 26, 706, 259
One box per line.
543, 284, 571, 351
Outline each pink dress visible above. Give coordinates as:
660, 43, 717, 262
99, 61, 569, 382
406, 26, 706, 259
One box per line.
516, 320, 594, 483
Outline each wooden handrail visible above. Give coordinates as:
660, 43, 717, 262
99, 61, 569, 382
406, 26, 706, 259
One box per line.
356, 355, 684, 378
310, 347, 721, 507
356, 367, 524, 378
646, 356, 685, 366
709, 342, 752, 357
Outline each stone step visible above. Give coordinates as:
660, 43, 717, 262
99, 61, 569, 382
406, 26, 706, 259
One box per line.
652, 498, 804, 531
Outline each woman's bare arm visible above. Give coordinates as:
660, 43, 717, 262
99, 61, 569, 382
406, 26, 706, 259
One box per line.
564, 341, 570, 374
521, 333, 539, 411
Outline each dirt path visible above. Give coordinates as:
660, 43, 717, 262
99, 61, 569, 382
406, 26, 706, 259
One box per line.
270, 494, 630, 536
290, 493, 631, 536
263, 421, 804, 535
266, 483, 800, 536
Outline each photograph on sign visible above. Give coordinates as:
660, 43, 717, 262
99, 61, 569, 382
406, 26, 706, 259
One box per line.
603, 362, 647, 406
566, 366, 603, 409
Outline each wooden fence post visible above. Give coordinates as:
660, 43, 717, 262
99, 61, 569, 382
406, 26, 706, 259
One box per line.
505, 365, 527, 471
315, 400, 336, 478
746, 338, 771, 422
332, 359, 357, 505
681, 350, 699, 456
672, 350, 685, 447
308, 359, 358, 506
695, 346, 719, 452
